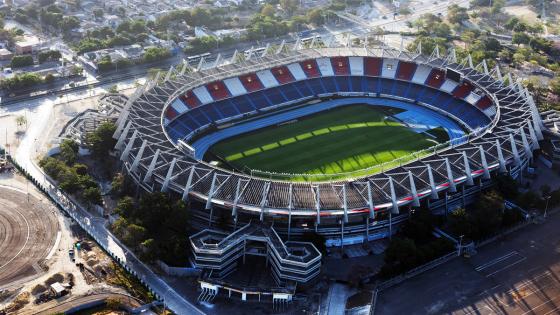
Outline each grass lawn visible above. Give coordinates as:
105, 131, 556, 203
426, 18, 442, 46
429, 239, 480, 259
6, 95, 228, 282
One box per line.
206, 105, 449, 180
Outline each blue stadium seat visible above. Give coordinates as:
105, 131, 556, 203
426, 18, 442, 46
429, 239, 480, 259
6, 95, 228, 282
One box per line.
293, 80, 314, 97
306, 78, 326, 95
248, 91, 272, 108
321, 77, 338, 93
280, 83, 303, 100
266, 87, 287, 105
335, 76, 350, 92
350, 76, 362, 92
391, 80, 410, 98
363, 77, 379, 93
380, 78, 394, 95
190, 107, 212, 126
231, 95, 255, 113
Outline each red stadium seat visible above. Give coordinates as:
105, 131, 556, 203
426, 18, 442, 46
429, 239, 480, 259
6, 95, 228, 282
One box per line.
475, 95, 493, 110
271, 66, 294, 84
452, 82, 474, 99
425, 69, 445, 88
330, 57, 350, 75
181, 90, 201, 108
395, 61, 417, 81
239, 73, 264, 92
364, 57, 382, 76
165, 106, 178, 120
206, 80, 231, 101
300, 59, 321, 78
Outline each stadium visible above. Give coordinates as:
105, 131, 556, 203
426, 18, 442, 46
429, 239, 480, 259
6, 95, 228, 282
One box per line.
114, 42, 542, 248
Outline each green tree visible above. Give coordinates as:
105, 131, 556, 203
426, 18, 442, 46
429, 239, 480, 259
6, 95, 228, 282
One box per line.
447, 4, 469, 25
124, 224, 147, 246
86, 122, 117, 160
83, 186, 102, 205
10, 55, 34, 68
279, 0, 299, 16
261, 4, 275, 17
59, 139, 79, 165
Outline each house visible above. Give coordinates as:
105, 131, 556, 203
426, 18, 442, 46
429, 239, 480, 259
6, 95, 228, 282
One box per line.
14, 36, 40, 54
0, 48, 13, 61
49, 282, 67, 297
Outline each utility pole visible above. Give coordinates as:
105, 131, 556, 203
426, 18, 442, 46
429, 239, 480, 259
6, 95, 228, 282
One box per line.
544, 195, 551, 218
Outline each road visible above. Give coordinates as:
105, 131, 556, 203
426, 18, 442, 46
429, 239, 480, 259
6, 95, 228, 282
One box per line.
376, 212, 560, 315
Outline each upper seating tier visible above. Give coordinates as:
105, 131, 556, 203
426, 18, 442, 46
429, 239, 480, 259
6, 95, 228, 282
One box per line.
425, 69, 446, 88
240, 73, 264, 92
364, 57, 382, 76
300, 59, 321, 78
331, 57, 350, 76
396, 61, 417, 81
206, 81, 231, 101
271, 66, 295, 84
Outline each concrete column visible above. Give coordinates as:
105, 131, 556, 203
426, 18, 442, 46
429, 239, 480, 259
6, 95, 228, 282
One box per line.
288, 184, 293, 241
527, 119, 540, 150
315, 185, 321, 225
520, 127, 532, 159
130, 139, 147, 173
389, 177, 399, 214
510, 133, 521, 166
342, 184, 349, 223
462, 151, 474, 186
427, 164, 438, 199
115, 121, 132, 151
496, 139, 506, 173
231, 178, 242, 220
120, 130, 138, 162
445, 158, 456, 192
204, 172, 217, 210
479, 145, 490, 179
143, 149, 160, 183
161, 157, 177, 192
367, 181, 375, 219
408, 171, 420, 207
181, 166, 195, 201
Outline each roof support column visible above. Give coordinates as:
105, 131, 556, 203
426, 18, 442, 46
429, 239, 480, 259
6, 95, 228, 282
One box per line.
161, 158, 177, 192
182, 166, 195, 202
130, 140, 147, 173
315, 185, 321, 225
462, 151, 474, 186
143, 149, 160, 183
427, 164, 438, 199
520, 127, 532, 160
367, 181, 375, 219
445, 158, 456, 192
259, 182, 270, 222
389, 177, 399, 215
205, 172, 217, 210
343, 184, 349, 223
287, 184, 293, 241
528, 119, 540, 150
479, 145, 490, 179
231, 178, 242, 220
496, 139, 506, 173
510, 133, 521, 166
120, 130, 137, 162
115, 121, 131, 151
408, 171, 420, 207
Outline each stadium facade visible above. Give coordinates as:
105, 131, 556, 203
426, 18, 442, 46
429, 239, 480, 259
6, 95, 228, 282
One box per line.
114, 43, 542, 247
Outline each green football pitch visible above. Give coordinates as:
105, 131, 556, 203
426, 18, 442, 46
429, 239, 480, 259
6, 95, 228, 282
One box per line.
205, 105, 449, 181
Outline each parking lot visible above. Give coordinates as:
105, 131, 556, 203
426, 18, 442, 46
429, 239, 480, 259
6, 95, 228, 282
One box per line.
376, 213, 560, 315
